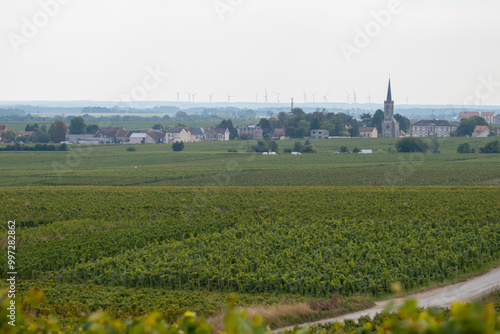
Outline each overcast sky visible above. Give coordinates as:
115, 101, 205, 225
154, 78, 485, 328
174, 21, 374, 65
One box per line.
1, 0, 499, 106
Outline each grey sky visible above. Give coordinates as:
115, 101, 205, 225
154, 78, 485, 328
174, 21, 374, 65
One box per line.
1, 0, 499, 106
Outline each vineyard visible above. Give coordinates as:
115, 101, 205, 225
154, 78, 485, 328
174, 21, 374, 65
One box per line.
1, 186, 499, 323
10, 219, 500, 297
0, 138, 499, 186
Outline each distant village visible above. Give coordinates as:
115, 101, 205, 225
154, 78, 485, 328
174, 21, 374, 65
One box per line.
0, 109, 498, 145
1, 82, 499, 144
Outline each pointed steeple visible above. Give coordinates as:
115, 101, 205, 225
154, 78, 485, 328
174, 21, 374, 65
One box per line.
386, 79, 392, 102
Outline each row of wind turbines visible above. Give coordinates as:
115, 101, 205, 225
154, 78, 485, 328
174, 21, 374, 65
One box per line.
175, 89, 398, 105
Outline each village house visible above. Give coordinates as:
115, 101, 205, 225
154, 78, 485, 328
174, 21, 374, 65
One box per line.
481, 112, 496, 124
237, 124, 263, 139
472, 125, 490, 137
494, 114, 500, 124
94, 127, 126, 141
186, 127, 205, 142
115, 130, 131, 143
147, 130, 166, 144
129, 133, 148, 144
358, 127, 378, 138
204, 127, 230, 141
16, 131, 35, 140
166, 127, 191, 143
310, 129, 329, 139
411, 120, 456, 137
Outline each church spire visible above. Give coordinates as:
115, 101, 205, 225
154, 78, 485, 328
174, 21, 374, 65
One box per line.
386, 79, 392, 102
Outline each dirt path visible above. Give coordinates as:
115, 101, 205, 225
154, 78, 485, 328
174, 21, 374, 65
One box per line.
275, 266, 500, 332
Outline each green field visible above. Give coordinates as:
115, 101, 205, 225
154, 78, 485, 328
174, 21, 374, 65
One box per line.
0, 137, 499, 187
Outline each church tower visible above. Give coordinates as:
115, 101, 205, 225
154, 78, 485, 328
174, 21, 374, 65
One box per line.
382, 79, 400, 138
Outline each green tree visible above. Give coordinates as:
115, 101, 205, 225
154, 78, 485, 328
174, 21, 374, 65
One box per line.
348, 121, 361, 138
457, 142, 475, 153
360, 113, 373, 127
250, 140, 268, 152
479, 139, 500, 153
86, 124, 99, 134
69, 117, 86, 134
152, 124, 164, 131
372, 109, 385, 133
25, 123, 40, 132
302, 139, 317, 153
172, 141, 185, 152
216, 119, 238, 140
32, 133, 51, 143
268, 140, 278, 153
310, 116, 322, 130
293, 141, 303, 152
340, 145, 348, 153
394, 114, 411, 133
49, 120, 67, 143
258, 118, 272, 136
396, 137, 429, 152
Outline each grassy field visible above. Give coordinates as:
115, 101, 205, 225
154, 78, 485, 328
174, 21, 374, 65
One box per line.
0, 137, 498, 186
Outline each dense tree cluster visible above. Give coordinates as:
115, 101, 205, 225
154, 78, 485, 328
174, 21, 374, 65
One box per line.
454, 116, 489, 137
396, 137, 429, 153
255, 108, 361, 138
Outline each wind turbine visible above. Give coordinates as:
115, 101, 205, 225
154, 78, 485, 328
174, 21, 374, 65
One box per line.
352, 89, 357, 106
346, 91, 350, 105
209, 93, 215, 103
323, 90, 329, 103
264, 89, 268, 104
274, 91, 281, 103
367, 93, 371, 104
175, 92, 180, 102
310, 92, 317, 103
303, 90, 308, 103
191, 92, 197, 103
254, 92, 259, 103
185, 91, 192, 102
227, 94, 233, 103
